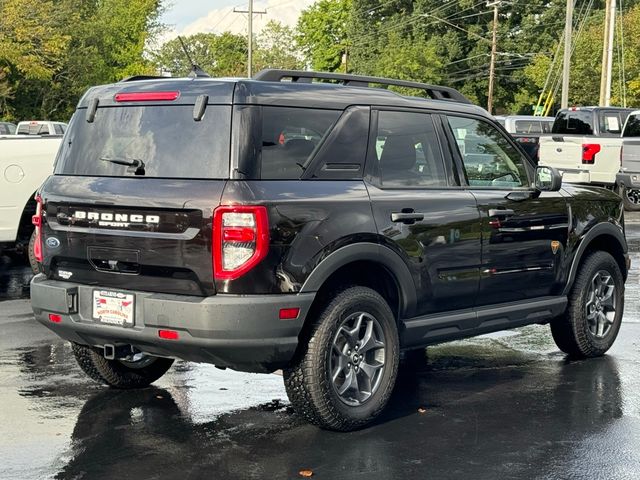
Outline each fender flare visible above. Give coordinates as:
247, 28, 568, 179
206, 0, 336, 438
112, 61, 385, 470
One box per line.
300, 242, 417, 318
562, 222, 628, 296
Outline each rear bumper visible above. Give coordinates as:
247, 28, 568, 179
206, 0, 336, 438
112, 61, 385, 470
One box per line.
30, 274, 315, 373
616, 172, 640, 189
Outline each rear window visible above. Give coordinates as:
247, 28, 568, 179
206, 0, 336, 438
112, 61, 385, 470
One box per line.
55, 106, 231, 178
514, 120, 543, 134
552, 111, 594, 135
17, 123, 50, 135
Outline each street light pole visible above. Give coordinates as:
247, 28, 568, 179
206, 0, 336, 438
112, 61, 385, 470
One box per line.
487, 1, 499, 114
561, 0, 573, 109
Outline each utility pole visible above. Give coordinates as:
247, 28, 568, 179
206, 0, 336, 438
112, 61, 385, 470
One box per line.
561, 0, 573, 109
605, 0, 617, 106
234, 1, 266, 78
487, 1, 499, 114
599, 0, 612, 106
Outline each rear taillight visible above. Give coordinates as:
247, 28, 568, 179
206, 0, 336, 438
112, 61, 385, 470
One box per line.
31, 195, 43, 263
582, 143, 601, 164
213, 206, 269, 280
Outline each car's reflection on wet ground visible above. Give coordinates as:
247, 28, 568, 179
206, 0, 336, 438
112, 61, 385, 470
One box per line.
1, 219, 640, 479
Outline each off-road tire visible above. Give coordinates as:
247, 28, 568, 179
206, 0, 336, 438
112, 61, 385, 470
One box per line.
28, 229, 41, 274
283, 286, 399, 431
72, 343, 174, 389
550, 251, 624, 358
620, 185, 640, 212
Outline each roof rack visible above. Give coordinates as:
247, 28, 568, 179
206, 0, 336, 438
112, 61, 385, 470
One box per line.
253, 69, 471, 104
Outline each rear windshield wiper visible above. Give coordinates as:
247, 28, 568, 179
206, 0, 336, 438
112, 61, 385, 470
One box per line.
100, 157, 143, 167
100, 157, 146, 175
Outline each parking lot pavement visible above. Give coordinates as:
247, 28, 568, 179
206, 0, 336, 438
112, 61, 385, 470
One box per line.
1, 218, 640, 479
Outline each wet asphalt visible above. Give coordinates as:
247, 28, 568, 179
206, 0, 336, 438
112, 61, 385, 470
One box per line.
2, 219, 640, 479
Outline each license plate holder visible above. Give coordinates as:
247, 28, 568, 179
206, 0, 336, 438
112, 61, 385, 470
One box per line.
92, 290, 135, 327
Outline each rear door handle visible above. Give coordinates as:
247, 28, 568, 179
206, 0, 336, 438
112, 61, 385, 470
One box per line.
488, 209, 515, 217
391, 212, 425, 224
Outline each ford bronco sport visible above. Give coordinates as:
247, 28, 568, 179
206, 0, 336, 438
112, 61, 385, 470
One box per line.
30, 70, 629, 431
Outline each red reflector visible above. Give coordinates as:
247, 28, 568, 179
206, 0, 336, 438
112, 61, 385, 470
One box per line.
279, 308, 300, 320
49, 314, 62, 323
158, 329, 179, 340
115, 91, 180, 102
222, 227, 256, 242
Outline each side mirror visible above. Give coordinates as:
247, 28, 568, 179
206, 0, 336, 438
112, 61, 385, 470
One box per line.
535, 166, 562, 192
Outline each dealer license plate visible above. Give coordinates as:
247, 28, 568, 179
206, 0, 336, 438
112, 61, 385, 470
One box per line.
92, 290, 135, 326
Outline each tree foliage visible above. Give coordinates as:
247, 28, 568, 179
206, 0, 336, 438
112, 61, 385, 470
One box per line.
0, 0, 162, 121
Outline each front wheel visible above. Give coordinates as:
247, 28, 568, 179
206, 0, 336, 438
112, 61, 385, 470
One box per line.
550, 251, 624, 358
72, 343, 174, 389
284, 286, 399, 431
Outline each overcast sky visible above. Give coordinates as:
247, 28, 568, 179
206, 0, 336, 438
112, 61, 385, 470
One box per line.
160, 0, 314, 41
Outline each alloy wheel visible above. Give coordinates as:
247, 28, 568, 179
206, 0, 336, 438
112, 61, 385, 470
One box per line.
329, 312, 386, 406
585, 270, 617, 339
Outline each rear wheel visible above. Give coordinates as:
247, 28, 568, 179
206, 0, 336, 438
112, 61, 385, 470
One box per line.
620, 185, 640, 212
550, 251, 624, 358
283, 286, 399, 431
72, 343, 174, 389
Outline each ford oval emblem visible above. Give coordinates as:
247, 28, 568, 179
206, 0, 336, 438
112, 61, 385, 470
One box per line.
46, 237, 60, 249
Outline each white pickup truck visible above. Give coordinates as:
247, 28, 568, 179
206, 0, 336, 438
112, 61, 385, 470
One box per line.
538, 107, 632, 187
0, 136, 61, 268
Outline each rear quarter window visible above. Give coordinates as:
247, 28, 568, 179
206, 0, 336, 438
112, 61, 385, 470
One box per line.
234, 106, 341, 180
55, 105, 231, 179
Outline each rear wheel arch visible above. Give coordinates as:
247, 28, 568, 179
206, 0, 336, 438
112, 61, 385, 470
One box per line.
300, 242, 417, 320
16, 191, 38, 243
564, 223, 628, 295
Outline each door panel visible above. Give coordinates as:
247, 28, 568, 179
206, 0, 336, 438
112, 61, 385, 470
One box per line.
368, 185, 481, 316
442, 114, 569, 305
366, 109, 481, 317
472, 190, 569, 305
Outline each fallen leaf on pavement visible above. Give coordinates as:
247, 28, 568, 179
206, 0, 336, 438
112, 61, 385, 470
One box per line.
299, 469, 314, 477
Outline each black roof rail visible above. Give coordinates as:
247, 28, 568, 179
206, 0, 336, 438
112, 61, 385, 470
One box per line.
119, 75, 169, 83
253, 69, 472, 104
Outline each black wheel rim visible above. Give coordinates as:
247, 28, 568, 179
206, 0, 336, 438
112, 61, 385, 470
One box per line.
625, 188, 640, 205
585, 270, 617, 339
329, 312, 386, 406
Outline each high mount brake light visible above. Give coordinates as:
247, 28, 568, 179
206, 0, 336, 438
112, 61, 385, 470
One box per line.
213, 206, 269, 281
582, 143, 601, 164
114, 91, 180, 102
31, 195, 43, 263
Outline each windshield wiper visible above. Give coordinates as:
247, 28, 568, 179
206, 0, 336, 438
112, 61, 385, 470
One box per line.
100, 157, 143, 167
100, 157, 146, 175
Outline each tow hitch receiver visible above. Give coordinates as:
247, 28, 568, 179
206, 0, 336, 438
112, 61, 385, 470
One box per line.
103, 344, 135, 360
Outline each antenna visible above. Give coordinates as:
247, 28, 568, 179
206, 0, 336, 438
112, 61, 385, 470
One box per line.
177, 36, 211, 78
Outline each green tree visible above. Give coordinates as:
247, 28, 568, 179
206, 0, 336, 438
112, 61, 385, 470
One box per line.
153, 32, 247, 77
297, 0, 352, 71
254, 20, 303, 71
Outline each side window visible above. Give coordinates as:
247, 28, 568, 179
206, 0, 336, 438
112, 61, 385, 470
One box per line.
259, 107, 340, 179
54, 124, 64, 135
446, 116, 529, 189
623, 115, 640, 137
372, 110, 448, 188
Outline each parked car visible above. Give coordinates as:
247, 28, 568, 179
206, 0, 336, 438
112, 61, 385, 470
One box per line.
0, 121, 16, 135
0, 135, 62, 269
538, 107, 633, 187
617, 110, 640, 210
495, 115, 555, 164
15, 120, 67, 136
30, 70, 629, 431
